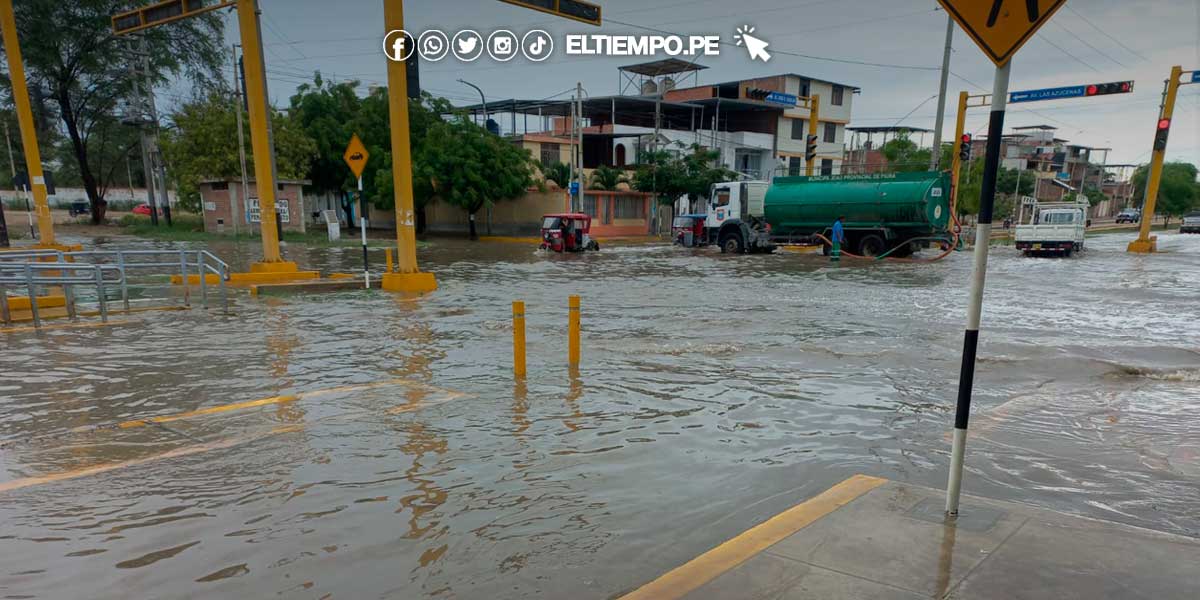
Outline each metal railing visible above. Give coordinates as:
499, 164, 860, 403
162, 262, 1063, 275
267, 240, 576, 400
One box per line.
0, 262, 123, 327
0, 249, 231, 327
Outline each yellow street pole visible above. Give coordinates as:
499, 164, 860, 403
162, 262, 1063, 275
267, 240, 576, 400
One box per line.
806, 93, 820, 177
380, 0, 436, 293
513, 301, 526, 378
950, 91, 968, 212
568, 295, 580, 366
236, 0, 291, 270
0, 0, 55, 248
1128, 65, 1183, 254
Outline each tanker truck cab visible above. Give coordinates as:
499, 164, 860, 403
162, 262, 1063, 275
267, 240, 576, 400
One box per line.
706, 181, 775, 253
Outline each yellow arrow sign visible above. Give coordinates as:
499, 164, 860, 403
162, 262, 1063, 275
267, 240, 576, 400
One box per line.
939, 0, 1067, 67
343, 134, 369, 179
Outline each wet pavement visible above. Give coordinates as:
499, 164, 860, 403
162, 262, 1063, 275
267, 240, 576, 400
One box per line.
1, 231, 1198, 599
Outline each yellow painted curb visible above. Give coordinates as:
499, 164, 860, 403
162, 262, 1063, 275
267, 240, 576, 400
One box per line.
381, 271, 437, 293
228, 270, 321, 285
4, 295, 67, 311
619, 474, 888, 600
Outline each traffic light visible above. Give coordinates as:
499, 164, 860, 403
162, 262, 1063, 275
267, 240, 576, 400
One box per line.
806, 135, 818, 162
745, 88, 772, 101
1085, 81, 1134, 96
1153, 118, 1171, 151
959, 134, 972, 161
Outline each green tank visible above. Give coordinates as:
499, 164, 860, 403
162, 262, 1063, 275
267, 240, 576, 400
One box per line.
763, 171, 952, 243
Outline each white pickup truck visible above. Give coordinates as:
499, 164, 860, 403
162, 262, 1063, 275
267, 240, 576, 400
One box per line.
1014, 198, 1089, 257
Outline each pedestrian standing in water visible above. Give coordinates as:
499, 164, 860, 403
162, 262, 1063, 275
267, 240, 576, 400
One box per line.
831, 215, 846, 261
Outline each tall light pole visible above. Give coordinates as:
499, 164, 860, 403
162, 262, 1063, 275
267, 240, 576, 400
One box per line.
930, 15, 954, 170
457, 79, 488, 129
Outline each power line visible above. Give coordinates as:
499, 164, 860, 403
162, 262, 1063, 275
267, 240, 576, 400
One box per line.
604, 17, 941, 72
1063, 5, 1150, 62
1035, 33, 1102, 73
1048, 20, 1126, 69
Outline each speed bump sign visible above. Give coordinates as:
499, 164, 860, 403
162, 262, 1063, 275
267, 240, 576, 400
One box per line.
343, 134, 369, 179
939, 0, 1067, 66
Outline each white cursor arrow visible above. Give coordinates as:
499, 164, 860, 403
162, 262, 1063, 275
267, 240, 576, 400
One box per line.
735, 25, 772, 62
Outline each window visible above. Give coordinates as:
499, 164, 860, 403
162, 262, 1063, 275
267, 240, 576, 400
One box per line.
277, 183, 285, 191
540, 142, 560, 167
613, 196, 644, 219
615, 144, 627, 167
799, 79, 810, 98
211, 181, 228, 191
788, 157, 802, 176
831, 85, 844, 106
824, 122, 836, 143
821, 159, 834, 176
714, 188, 731, 207
791, 118, 805, 140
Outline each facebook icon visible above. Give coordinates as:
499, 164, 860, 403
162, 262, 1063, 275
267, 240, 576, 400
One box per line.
383, 30, 414, 62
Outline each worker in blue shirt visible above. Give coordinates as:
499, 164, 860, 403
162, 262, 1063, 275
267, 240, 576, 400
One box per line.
830, 216, 846, 261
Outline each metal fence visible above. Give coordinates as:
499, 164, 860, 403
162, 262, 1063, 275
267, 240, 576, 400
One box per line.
0, 249, 231, 327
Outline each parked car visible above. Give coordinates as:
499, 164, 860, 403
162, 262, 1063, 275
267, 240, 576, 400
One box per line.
1115, 208, 1140, 224
132, 203, 158, 216
68, 201, 89, 217
1181, 211, 1200, 234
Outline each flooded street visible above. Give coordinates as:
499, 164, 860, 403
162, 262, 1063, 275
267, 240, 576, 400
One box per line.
2, 232, 1198, 599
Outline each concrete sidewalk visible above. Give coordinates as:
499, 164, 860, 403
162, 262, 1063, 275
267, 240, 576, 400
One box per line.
621, 476, 1200, 600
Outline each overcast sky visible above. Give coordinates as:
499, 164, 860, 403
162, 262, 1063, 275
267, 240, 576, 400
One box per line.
173, 0, 1200, 170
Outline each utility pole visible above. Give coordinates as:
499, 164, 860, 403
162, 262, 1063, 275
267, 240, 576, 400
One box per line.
576, 81, 584, 213
141, 37, 171, 226
232, 44, 248, 237
2, 119, 31, 240
568, 94, 576, 211
128, 37, 158, 226
1129, 65, 1187, 253
1, 117, 14, 247
931, 15, 954, 170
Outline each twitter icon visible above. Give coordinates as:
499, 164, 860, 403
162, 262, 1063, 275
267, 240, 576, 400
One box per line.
453, 30, 484, 61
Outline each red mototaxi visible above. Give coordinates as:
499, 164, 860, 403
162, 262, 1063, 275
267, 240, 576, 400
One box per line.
540, 213, 599, 252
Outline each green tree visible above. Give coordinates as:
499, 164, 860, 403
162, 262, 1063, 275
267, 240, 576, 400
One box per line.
160, 93, 316, 213
588, 164, 628, 190
1082, 186, 1108, 207
415, 118, 535, 239
996, 168, 1037, 198
880, 131, 932, 173
1131, 162, 1198, 227
542, 161, 570, 189
2, 1, 225, 223
681, 146, 737, 201
631, 149, 688, 206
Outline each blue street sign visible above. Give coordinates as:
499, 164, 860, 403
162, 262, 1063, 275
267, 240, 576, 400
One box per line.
1192, 71, 1200, 83
1009, 85, 1085, 103
765, 92, 798, 107
569, 181, 580, 195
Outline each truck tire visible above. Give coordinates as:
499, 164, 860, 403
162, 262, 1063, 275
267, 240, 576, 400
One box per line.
858, 235, 885, 257
719, 231, 745, 254
1064, 247, 1073, 258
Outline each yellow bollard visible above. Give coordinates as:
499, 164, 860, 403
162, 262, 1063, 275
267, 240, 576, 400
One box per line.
568, 295, 580, 366
513, 301, 526, 378
385, 248, 394, 273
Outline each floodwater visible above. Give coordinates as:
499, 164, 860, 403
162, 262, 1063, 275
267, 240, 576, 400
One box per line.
2, 231, 1198, 599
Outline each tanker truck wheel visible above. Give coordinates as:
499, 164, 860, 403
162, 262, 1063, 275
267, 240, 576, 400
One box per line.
858, 235, 886, 257
719, 232, 744, 254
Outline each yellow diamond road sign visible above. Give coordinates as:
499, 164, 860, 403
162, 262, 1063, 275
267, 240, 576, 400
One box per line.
938, 0, 1068, 67
343, 134, 369, 179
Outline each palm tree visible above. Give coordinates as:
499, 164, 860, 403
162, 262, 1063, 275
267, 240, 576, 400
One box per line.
589, 164, 629, 191
543, 162, 570, 189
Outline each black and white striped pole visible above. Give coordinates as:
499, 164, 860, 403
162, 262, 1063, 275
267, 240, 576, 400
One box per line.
945, 61, 1010, 516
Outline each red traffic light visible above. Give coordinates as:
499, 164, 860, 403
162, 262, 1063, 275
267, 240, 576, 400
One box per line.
1085, 81, 1135, 97
961, 134, 972, 143
1157, 118, 1171, 130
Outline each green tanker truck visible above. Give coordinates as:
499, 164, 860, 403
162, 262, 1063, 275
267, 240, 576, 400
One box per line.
705, 171, 954, 257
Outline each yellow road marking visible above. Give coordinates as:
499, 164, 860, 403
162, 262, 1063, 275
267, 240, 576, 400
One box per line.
0, 319, 132, 334
117, 395, 299, 429
0, 425, 304, 494
618, 474, 887, 600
